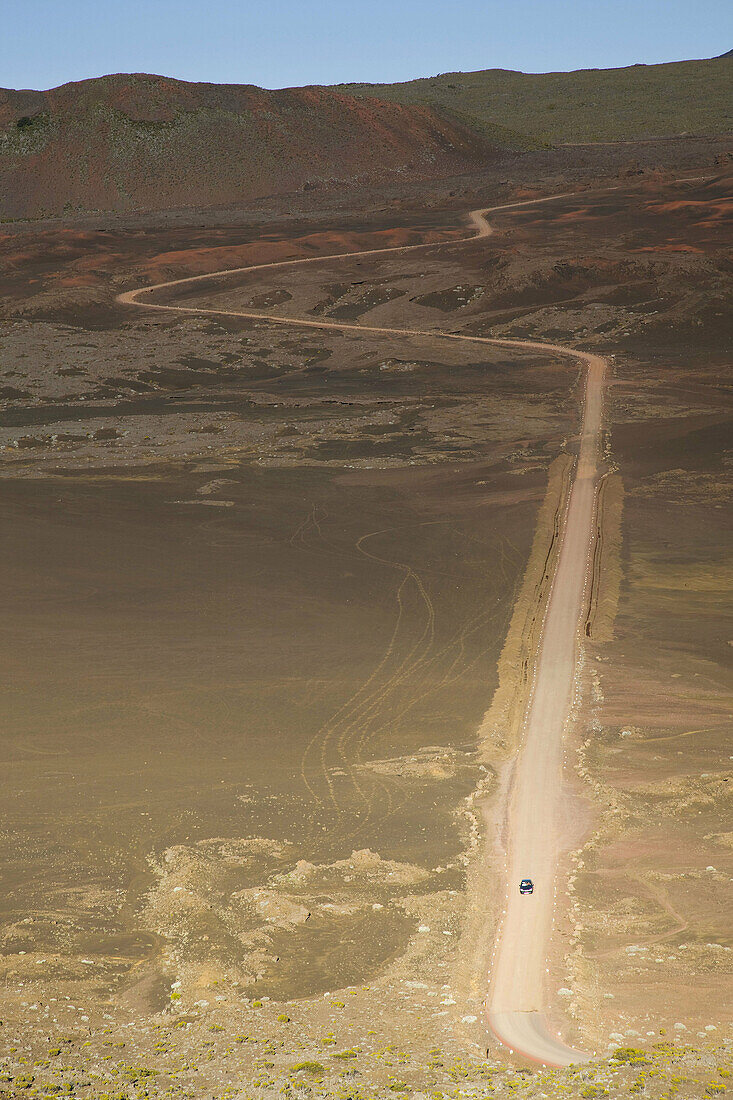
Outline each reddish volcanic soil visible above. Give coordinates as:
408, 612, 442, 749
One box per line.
0, 73, 496, 219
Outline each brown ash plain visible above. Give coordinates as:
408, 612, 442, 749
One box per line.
0, 151, 731, 1098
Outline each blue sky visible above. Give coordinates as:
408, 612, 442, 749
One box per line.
4, 0, 731, 90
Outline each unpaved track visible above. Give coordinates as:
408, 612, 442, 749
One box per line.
488, 345, 604, 1067
117, 193, 605, 1067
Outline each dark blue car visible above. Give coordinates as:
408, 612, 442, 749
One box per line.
519, 878, 534, 895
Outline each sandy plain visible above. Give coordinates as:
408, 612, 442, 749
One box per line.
0, 160, 730, 1097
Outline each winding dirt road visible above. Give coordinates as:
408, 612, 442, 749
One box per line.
117, 193, 605, 1067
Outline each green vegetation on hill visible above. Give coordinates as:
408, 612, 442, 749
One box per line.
335, 56, 732, 145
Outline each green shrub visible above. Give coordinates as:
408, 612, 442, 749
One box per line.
612, 1048, 649, 1064
293, 1062, 325, 1075
16, 114, 47, 132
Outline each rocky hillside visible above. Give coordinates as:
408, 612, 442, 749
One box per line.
0, 73, 495, 219
338, 55, 733, 145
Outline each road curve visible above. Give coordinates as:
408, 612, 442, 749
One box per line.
117, 192, 605, 1067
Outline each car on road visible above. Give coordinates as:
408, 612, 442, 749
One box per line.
519, 878, 534, 894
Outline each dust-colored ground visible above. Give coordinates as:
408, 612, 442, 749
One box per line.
0, 160, 730, 1097
563, 346, 733, 1051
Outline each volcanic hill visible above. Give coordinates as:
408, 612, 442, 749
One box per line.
0, 73, 495, 219
339, 54, 733, 145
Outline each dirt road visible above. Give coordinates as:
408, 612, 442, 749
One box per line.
118, 194, 605, 1066
488, 344, 604, 1067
